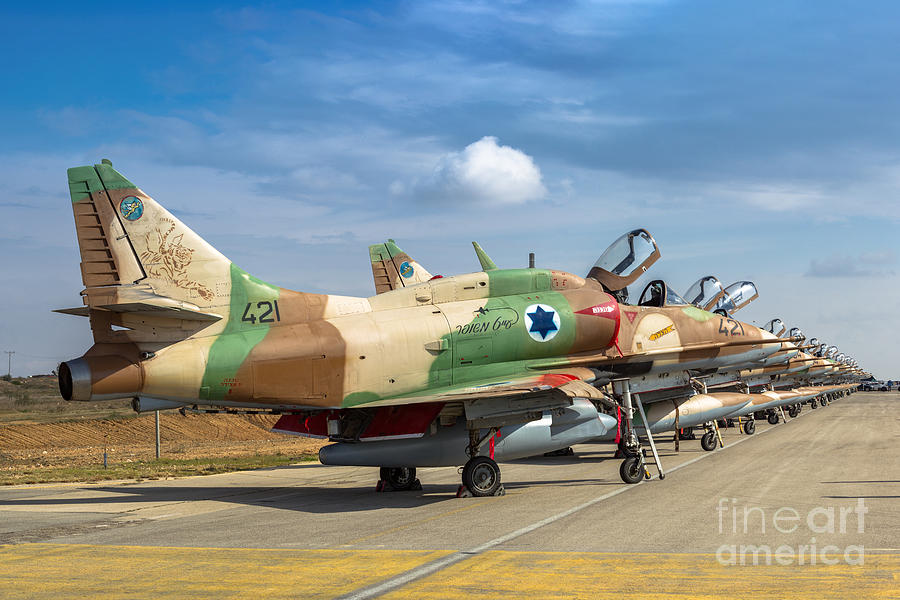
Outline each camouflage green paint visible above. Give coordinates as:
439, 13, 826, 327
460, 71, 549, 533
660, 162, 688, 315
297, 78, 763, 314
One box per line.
95, 163, 137, 190
68, 163, 138, 203
436, 291, 578, 386
486, 269, 552, 297
199, 264, 280, 401
67, 166, 106, 204
681, 305, 716, 322
342, 391, 382, 407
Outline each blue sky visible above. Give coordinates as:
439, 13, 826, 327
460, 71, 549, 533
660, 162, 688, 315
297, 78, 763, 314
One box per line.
0, 1, 897, 378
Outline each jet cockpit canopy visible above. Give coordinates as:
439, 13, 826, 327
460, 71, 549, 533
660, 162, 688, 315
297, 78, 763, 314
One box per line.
788, 327, 805, 342
713, 281, 759, 314
764, 318, 787, 337
637, 279, 689, 308
587, 229, 661, 293
683, 275, 731, 312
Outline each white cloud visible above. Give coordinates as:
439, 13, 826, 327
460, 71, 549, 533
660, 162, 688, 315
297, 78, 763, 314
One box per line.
413, 136, 547, 205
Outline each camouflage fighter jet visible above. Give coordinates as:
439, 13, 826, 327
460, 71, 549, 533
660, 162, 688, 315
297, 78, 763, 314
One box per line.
58, 162, 798, 494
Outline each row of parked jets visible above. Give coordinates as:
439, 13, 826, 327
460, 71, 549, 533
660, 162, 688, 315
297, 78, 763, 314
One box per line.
57, 162, 867, 497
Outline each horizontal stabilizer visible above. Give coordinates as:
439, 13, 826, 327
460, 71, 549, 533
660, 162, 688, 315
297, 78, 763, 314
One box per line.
53, 307, 90, 317
55, 287, 222, 322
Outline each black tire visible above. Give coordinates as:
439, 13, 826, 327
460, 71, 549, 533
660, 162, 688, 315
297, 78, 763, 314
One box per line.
767, 412, 779, 425
379, 466, 417, 491
619, 455, 644, 484
462, 456, 501, 496
788, 407, 798, 418
701, 431, 717, 451
810, 399, 818, 409
742, 420, 755, 435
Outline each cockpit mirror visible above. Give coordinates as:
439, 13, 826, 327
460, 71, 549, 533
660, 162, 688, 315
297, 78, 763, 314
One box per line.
587, 229, 661, 292
637, 279, 688, 308
764, 318, 787, 337
683, 275, 731, 312
714, 281, 759, 314
788, 326, 804, 342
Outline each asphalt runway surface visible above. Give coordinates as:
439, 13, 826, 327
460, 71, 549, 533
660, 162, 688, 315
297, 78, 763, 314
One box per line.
1, 393, 897, 599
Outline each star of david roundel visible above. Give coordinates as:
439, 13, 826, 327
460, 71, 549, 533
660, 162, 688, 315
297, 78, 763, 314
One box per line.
524, 303, 561, 342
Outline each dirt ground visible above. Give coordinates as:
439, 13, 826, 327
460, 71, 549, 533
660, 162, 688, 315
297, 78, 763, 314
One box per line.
0, 376, 327, 478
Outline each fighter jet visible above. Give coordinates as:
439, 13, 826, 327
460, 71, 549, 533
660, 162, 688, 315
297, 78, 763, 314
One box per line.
56, 162, 813, 495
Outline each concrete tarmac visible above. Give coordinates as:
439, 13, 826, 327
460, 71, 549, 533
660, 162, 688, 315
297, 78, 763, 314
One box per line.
1, 393, 897, 599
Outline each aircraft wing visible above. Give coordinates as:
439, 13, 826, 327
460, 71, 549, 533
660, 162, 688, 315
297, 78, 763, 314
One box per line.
356, 367, 609, 408
527, 336, 803, 370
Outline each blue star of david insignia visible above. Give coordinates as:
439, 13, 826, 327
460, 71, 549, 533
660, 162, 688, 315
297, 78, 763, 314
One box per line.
528, 306, 558, 340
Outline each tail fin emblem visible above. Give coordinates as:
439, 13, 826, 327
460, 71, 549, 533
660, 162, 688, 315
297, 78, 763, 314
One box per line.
119, 196, 144, 221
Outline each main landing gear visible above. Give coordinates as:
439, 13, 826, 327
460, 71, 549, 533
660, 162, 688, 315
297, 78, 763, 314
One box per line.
742, 419, 756, 435
701, 430, 718, 451
461, 456, 503, 496
457, 428, 506, 497
767, 412, 779, 425
376, 467, 422, 492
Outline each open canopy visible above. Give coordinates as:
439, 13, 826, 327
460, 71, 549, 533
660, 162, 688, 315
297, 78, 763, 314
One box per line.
713, 281, 759, 314
763, 318, 787, 337
587, 229, 661, 292
683, 275, 731, 312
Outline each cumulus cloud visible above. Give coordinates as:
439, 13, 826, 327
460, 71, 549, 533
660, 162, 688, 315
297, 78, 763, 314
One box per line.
408, 136, 547, 205
806, 251, 897, 278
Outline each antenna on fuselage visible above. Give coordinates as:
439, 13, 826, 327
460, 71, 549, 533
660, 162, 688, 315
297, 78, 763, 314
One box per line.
472, 242, 498, 271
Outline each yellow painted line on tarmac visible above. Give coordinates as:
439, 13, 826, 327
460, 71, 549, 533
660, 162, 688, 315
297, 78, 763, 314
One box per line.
380, 551, 900, 600
340, 499, 491, 547
0, 543, 451, 600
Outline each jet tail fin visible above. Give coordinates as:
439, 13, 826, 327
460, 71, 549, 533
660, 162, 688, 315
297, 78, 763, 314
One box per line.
65, 160, 240, 342
368, 239, 433, 294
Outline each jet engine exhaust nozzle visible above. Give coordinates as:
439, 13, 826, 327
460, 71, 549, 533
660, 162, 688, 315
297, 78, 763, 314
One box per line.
58, 356, 143, 401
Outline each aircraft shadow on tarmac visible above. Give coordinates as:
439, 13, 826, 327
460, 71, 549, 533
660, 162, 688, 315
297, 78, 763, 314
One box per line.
1, 472, 628, 512
0, 485, 457, 513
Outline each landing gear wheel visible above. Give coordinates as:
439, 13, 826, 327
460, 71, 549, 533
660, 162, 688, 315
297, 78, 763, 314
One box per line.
788, 407, 798, 418
767, 413, 779, 425
810, 399, 818, 409
742, 420, 756, 435
379, 467, 417, 490
619, 455, 644, 484
461, 456, 502, 497
701, 431, 717, 452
